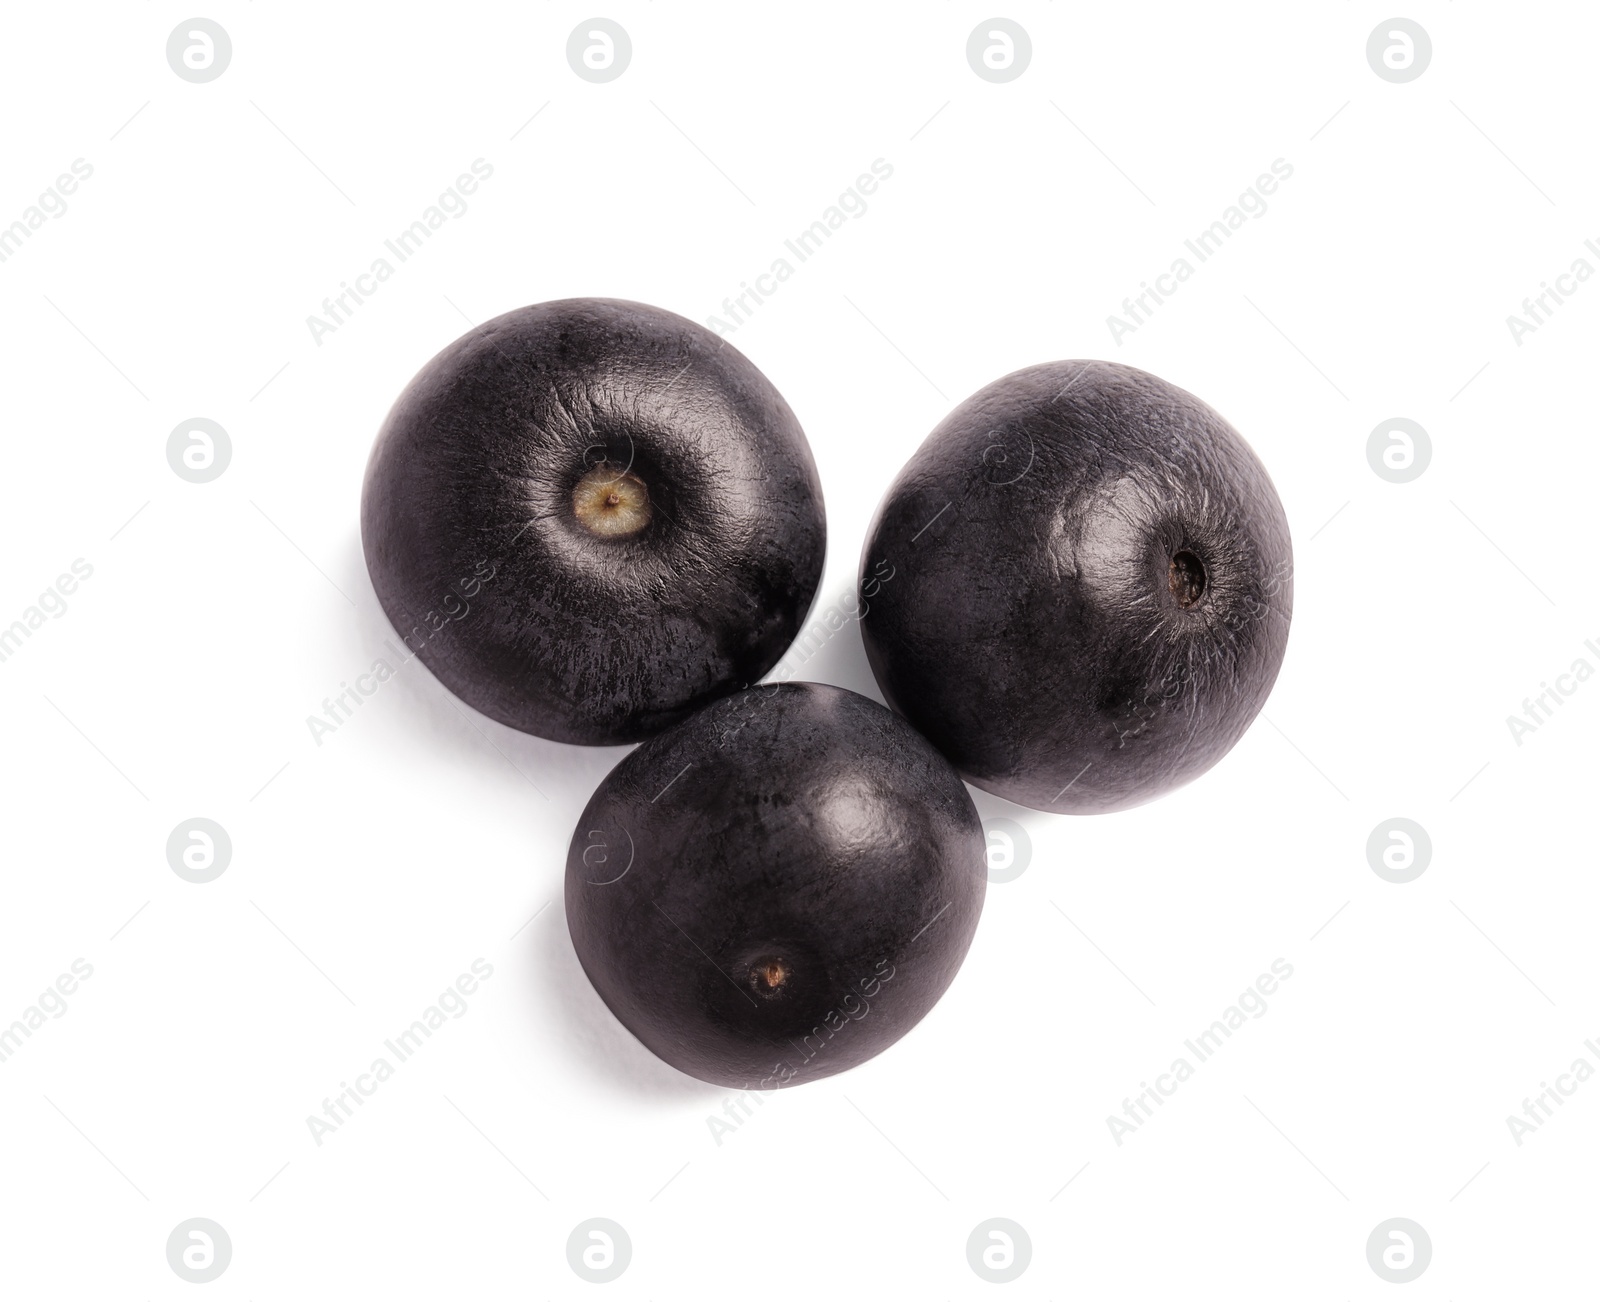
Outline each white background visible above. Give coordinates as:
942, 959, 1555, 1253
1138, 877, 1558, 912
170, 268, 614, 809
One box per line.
1, 2, 1596, 1296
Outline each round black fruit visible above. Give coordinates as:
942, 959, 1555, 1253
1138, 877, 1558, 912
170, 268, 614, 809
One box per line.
361, 298, 825, 745
859, 361, 1292, 814
565, 682, 985, 1088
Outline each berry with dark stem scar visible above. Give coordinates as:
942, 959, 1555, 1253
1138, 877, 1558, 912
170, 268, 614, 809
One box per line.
565, 682, 986, 1088
859, 360, 1293, 814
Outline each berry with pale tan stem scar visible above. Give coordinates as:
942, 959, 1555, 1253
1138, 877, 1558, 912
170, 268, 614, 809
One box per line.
570, 463, 652, 538
361, 298, 826, 744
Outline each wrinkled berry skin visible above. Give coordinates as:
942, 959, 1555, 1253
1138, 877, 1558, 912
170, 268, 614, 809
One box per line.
860, 361, 1293, 814
362, 298, 825, 744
